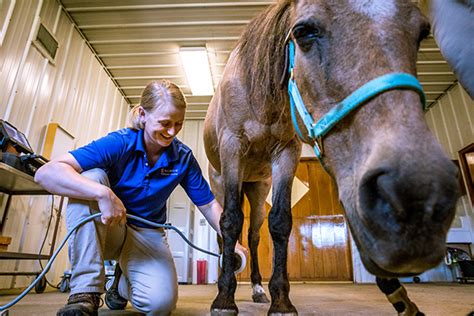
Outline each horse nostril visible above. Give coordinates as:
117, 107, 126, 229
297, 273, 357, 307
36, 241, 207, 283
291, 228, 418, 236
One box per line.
359, 168, 408, 222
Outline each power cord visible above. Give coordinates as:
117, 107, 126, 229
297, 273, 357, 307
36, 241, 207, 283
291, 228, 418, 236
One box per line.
37, 196, 60, 289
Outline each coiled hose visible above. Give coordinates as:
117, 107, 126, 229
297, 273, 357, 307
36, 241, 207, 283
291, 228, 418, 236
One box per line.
0, 213, 246, 312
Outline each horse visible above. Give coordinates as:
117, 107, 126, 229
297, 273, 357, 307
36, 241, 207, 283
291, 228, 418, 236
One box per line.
203, 0, 459, 315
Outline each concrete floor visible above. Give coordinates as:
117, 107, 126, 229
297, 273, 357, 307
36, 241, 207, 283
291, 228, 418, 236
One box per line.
0, 282, 473, 315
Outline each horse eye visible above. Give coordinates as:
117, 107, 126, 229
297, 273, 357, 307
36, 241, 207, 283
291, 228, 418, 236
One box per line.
292, 24, 322, 51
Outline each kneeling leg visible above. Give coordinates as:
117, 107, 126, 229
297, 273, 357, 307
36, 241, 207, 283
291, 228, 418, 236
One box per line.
119, 225, 178, 316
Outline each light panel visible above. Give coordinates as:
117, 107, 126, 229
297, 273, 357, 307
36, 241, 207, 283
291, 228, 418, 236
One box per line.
179, 47, 214, 96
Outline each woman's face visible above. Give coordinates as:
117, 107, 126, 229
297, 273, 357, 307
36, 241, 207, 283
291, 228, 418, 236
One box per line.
140, 102, 185, 150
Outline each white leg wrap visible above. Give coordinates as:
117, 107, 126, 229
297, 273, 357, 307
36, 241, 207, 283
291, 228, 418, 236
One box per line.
252, 284, 266, 295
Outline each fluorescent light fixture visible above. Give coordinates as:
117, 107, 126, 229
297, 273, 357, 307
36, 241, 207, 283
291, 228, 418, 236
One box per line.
179, 47, 214, 96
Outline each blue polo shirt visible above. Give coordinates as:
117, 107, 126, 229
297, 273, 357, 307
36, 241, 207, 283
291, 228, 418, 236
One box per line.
69, 128, 215, 227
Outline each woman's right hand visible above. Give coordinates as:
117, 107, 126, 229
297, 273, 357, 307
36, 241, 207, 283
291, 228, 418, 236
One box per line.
97, 187, 127, 226
35, 154, 127, 226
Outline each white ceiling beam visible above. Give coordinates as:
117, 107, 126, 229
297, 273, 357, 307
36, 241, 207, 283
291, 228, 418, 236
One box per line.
66, 2, 274, 12
419, 48, 441, 52
186, 110, 209, 113
90, 36, 240, 44
99, 51, 178, 57
127, 100, 213, 106
212, 50, 232, 54
418, 72, 454, 76
420, 82, 454, 85
127, 95, 212, 99
122, 86, 192, 91
120, 86, 154, 90
81, 20, 250, 29
424, 91, 446, 94
416, 60, 447, 64
114, 75, 182, 80
107, 64, 178, 69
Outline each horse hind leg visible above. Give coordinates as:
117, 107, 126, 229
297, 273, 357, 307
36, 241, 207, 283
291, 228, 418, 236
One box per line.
243, 180, 271, 304
376, 277, 424, 316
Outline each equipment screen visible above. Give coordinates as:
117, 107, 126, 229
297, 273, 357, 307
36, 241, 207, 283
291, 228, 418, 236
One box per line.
1, 121, 33, 153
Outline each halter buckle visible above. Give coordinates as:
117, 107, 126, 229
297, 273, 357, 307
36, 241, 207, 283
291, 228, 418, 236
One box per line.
313, 137, 324, 158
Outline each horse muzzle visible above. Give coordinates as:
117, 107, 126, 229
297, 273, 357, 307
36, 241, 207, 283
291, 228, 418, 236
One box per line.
350, 148, 460, 276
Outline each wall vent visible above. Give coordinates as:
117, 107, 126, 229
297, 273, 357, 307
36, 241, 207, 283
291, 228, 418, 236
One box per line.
33, 23, 58, 63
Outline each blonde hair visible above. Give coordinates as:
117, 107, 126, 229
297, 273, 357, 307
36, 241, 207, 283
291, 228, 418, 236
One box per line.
127, 80, 187, 130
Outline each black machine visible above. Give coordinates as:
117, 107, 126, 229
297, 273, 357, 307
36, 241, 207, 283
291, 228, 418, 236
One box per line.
446, 247, 474, 283
0, 120, 48, 176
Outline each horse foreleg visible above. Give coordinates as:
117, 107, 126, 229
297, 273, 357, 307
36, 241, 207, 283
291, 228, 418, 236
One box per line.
211, 156, 244, 315
243, 180, 271, 304
267, 185, 297, 315
267, 147, 299, 315
376, 277, 424, 316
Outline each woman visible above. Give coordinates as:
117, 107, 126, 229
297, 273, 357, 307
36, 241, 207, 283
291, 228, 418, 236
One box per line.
35, 80, 246, 316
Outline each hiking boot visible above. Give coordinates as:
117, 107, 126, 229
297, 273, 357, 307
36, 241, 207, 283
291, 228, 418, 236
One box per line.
57, 292, 102, 316
105, 288, 128, 310
104, 263, 127, 310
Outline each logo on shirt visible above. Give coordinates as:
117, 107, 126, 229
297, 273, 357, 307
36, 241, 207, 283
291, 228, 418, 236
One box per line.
161, 168, 178, 176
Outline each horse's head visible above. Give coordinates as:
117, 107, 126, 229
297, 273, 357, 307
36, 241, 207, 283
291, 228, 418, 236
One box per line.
287, 0, 459, 277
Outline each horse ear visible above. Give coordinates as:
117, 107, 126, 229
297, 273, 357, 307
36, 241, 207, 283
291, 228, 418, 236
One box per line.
279, 43, 290, 89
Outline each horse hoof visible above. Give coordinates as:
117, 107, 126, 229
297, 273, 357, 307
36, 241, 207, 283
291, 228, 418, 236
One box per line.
268, 305, 298, 316
211, 308, 239, 316
252, 292, 270, 303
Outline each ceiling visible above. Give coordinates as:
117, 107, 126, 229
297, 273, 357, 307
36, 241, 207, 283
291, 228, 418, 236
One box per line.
59, 0, 457, 119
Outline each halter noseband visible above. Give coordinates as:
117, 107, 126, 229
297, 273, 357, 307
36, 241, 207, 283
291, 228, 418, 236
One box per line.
286, 40, 427, 160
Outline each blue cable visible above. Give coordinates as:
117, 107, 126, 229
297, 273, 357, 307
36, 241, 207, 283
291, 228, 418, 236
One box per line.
0, 213, 220, 312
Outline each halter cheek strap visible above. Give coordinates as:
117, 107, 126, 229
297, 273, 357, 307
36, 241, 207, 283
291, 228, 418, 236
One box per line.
287, 40, 427, 159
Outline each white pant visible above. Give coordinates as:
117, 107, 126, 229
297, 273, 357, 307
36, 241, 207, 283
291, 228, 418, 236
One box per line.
66, 169, 178, 315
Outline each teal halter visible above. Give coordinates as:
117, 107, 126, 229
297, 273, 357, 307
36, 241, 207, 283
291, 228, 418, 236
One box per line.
287, 40, 427, 159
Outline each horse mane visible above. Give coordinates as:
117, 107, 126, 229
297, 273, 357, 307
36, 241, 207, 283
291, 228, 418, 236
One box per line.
237, 0, 292, 109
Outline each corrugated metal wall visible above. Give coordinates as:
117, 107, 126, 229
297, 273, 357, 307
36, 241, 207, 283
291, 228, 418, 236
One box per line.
426, 85, 474, 160
0, 0, 127, 289
427, 85, 474, 240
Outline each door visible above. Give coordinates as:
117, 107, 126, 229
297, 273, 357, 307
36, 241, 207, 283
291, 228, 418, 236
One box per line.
167, 186, 194, 284
238, 158, 353, 281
